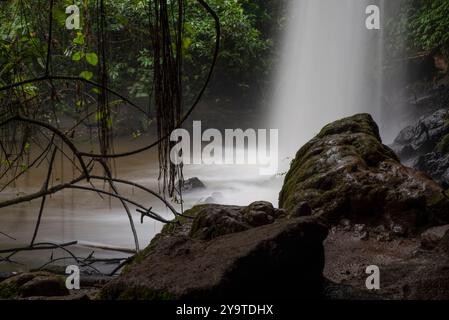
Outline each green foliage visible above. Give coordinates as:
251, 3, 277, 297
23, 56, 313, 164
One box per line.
184, 0, 272, 92
386, 0, 449, 59
409, 0, 449, 54
79, 70, 93, 81
0, 0, 283, 131
86, 52, 99, 66
0, 1, 46, 89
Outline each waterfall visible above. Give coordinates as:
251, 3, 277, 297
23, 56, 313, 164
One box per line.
269, 0, 386, 170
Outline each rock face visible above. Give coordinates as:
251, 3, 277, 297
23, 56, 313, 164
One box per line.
392, 109, 449, 186
0, 272, 69, 299
100, 202, 328, 300
409, 86, 449, 117
279, 113, 449, 235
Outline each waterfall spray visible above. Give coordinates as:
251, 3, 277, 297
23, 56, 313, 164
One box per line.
269, 0, 385, 169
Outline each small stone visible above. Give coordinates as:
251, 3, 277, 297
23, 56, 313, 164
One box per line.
392, 224, 406, 236
373, 225, 386, 234
179, 177, 206, 192
352, 230, 369, 241
421, 225, 449, 249
340, 219, 352, 231
340, 219, 351, 227
359, 231, 369, 241
376, 233, 392, 242
246, 201, 275, 215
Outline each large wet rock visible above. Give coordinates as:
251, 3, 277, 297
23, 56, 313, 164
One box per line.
392, 109, 449, 186
392, 109, 449, 160
100, 202, 328, 300
279, 113, 449, 235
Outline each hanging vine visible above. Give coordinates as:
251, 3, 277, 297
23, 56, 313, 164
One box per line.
0, 0, 220, 274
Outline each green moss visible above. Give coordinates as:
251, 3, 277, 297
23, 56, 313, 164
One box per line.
122, 205, 207, 273
0, 283, 20, 299
161, 204, 207, 235
279, 113, 400, 213
99, 286, 175, 300
317, 113, 381, 142
279, 144, 323, 208
437, 134, 449, 155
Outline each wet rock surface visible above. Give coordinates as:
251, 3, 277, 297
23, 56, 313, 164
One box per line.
391, 109, 449, 186
279, 113, 449, 235
189, 201, 284, 240
98, 114, 449, 301
392, 109, 449, 158
275, 113, 449, 300
100, 202, 328, 300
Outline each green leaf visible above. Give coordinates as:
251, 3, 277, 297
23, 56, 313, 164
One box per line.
85, 52, 98, 66
72, 51, 83, 61
73, 32, 85, 45
79, 71, 93, 81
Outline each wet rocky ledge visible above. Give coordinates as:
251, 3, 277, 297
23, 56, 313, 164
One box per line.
2, 113, 449, 300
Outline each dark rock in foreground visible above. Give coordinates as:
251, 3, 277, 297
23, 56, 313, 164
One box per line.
100, 202, 328, 300
0, 272, 69, 299
279, 113, 449, 235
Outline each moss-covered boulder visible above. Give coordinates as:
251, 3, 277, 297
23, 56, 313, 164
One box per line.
189, 201, 284, 240
279, 113, 449, 234
100, 202, 327, 300
0, 272, 69, 299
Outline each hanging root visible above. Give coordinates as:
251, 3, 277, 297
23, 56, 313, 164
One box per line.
0, 0, 220, 274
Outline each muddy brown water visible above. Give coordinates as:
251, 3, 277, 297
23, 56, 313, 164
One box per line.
0, 137, 282, 273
